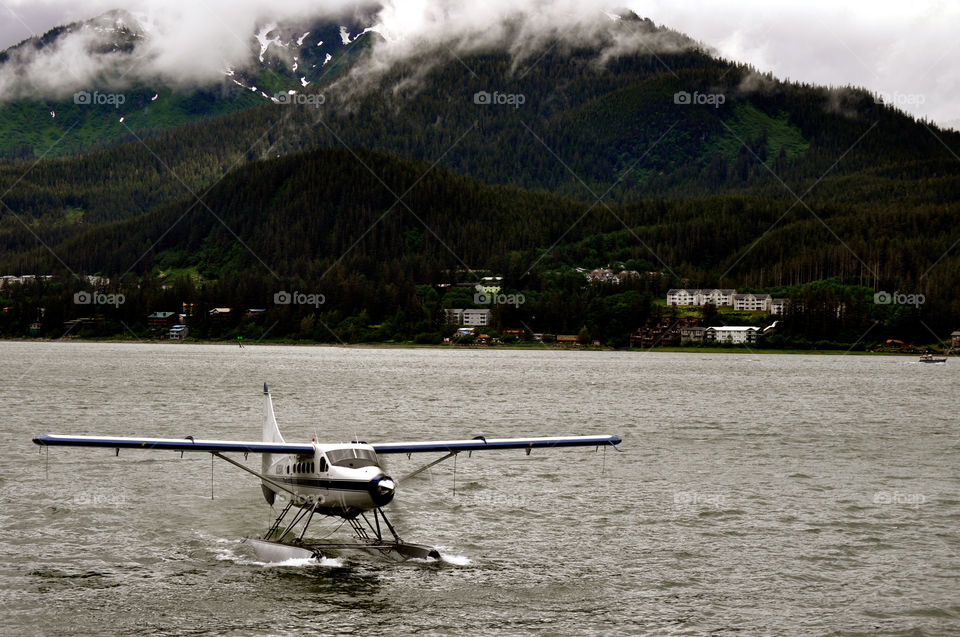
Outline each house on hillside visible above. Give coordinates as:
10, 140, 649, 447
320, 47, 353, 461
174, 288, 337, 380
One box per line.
666, 289, 736, 307
147, 311, 176, 328
705, 326, 759, 344
732, 293, 772, 311
770, 298, 788, 315
631, 316, 703, 347
209, 307, 232, 321
478, 276, 503, 295
586, 269, 639, 284
680, 326, 706, 343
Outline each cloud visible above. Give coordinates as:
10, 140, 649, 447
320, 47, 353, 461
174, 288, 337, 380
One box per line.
0, 0, 373, 99
333, 1, 696, 99
631, 0, 960, 128
0, 0, 698, 104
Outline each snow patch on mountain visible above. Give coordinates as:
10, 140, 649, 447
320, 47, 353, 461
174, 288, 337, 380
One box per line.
255, 23, 281, 63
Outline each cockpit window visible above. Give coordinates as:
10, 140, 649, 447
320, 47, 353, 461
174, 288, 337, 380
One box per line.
326, 448, 378, 468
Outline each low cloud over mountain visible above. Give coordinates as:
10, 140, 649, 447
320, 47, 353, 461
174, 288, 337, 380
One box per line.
0, 0, 691, 100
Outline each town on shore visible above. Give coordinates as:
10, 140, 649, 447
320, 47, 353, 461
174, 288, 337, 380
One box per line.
1, 270, 956, 353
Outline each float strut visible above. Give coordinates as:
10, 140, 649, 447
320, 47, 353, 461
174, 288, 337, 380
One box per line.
264, 501, 294, 540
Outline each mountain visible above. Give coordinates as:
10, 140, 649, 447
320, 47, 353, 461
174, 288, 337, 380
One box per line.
0, 9, 958, 345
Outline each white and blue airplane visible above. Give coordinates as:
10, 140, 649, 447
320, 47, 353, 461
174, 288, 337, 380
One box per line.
33, 384, 622, 562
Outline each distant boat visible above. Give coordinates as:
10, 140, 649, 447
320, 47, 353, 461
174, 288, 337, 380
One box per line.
919, 354, 947, 363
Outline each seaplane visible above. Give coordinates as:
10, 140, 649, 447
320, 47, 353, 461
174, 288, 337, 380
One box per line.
33, 384, 622, 563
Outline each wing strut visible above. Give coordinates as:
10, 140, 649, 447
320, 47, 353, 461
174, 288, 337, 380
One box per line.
398, 451, 458, 483
211, 452, 298, 499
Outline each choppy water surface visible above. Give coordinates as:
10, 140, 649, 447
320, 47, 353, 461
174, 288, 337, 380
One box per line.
1, 342, 958, 635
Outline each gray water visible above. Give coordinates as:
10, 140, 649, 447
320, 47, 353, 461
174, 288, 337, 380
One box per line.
0, 341, 958, 636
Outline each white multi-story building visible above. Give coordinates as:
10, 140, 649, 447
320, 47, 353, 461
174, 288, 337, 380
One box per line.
704, 326, 760, 344
770, 298, 788, 315
732, 293, 772, 311
666, 289, 736, 307
443, 308, 492, 327
666, 289, 697, 305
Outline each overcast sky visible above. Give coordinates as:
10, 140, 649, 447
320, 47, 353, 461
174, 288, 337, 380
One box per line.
1, 0, 957, 128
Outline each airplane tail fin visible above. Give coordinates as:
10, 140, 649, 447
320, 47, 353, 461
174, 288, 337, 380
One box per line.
261, 383, 283, 505
263, 383, 284, 444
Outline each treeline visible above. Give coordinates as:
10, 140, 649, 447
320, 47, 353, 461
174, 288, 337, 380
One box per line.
0, 269, 943, 350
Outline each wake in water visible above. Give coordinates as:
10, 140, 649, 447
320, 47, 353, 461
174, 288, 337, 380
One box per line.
209, 539, 471, 568
210, 540, 345, 568
201, 533, 470, 567
434, 547, 472, 566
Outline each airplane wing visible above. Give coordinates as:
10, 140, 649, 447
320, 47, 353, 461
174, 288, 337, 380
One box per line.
32, 434, 621, 455
370, 434, 621, 454
32, 434, 315, 455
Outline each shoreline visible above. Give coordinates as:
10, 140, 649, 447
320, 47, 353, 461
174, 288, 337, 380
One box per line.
0, 337, 945, 356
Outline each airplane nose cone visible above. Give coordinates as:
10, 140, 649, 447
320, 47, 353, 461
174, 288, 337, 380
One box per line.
370, 475, 396, 506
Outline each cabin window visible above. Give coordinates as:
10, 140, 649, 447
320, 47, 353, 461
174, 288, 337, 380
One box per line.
286, 465, 289, 474
319, 457, 327, 472
326, 448, 379, 468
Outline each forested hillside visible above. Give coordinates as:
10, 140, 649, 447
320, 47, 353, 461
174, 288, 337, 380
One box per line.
0, 10, 957, 347
1, 146, 955, 346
